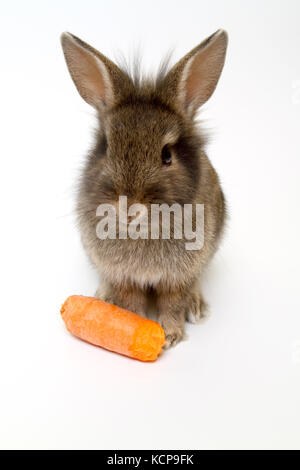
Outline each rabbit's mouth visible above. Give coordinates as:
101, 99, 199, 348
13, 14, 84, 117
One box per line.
114, 198, 149, 228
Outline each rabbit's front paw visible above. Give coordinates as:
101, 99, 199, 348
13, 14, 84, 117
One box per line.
186, 297, 210, 324
157, 290, 186, 348
159, 318, 185, 349
164, 327, 184, 349
186, 285, 210, 324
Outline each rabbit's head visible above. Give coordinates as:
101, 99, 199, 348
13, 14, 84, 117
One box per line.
61, 31, 227, 210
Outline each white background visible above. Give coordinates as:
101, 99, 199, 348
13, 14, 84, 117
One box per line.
0, 0, 300, 450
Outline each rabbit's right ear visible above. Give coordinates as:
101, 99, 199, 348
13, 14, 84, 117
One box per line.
60, 32, 131, 113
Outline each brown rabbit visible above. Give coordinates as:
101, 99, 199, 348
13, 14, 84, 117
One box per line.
61, 30, 228, 348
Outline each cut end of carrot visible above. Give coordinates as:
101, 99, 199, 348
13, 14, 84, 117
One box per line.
130, 323, 165, 362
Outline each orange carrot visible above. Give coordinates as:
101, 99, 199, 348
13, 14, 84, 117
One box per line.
60, 295, 165, 362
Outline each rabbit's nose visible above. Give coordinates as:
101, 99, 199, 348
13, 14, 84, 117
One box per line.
127, 215, 136, 223
120, 201, 149, 226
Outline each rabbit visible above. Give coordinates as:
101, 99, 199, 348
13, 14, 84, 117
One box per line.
61, 29, 228, 348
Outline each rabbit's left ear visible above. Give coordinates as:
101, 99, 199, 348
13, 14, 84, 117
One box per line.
163, 30, 228, 117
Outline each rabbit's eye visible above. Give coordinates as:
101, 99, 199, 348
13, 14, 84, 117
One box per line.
162, 145, 172, 166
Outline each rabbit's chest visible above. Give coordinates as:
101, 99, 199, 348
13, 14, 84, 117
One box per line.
97, 238, 199, 288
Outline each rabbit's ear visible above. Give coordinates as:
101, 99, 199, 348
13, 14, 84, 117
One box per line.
163, 30, 228, 117
60, 32, 131, 112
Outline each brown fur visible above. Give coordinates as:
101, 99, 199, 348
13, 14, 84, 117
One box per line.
61, 30, 228, 348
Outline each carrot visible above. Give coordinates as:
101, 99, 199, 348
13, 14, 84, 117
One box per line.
60, 295, 165, 362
